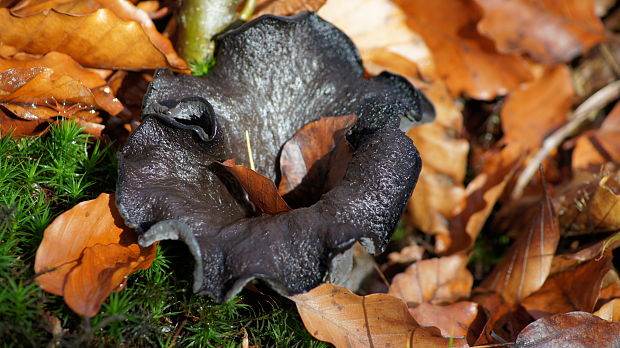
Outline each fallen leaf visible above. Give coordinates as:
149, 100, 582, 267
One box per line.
254, 0, 326, 17
472, 291, 533, 345
480, 182, 560, 306
217, 159, 292, 215
409, 301, 485, 344
0, 107, 50, 136
573, 102, 620, 172
439, 144, 523, 254
0, 67, 97, 120
521, 255, 612, 319
475, 0, 607, 64
0, 51, 122, 115
278, 115, 356, 207
393, 0, 533, 99
387, 244, 425, 264
34, 193, 157, 317
588, 175, 620, 232
594, 298, 620, 322
515, 311, 620, 347
501, 65, 575, 150
389, 255, 473, 306
292, 283, 468, 347
0, 7, 186, 70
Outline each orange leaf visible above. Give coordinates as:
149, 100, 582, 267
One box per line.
0, 51, 122, 115
0, 7, 186, 70
389, 255, 473, 306
218, 160, 291, 215
278, 115, 356, 205
393, 0, 533, 99
521, 255, 612, 319
594, 298, 620, 322
34, 193, 156, 317
408, 301, 485, 344
501, 66, 575, 150
292, 283, 468, 347
472, 291, 532, 345
480, 183, 560, 306
573, 101, 620, 171
475, 0, 607, 64
0, 67, 97, 120
0, 107, 50, 136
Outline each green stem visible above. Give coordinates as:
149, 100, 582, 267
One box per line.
239, 0, 256, 21
177, 0, 241, 65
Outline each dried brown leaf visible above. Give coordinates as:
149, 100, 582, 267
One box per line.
0, 7, 186, 70
501, 66, 575, 150
0, 67, 97, 120
34, 193, 157, 317
521, 255, 612, 319
573, 102, 620, 172
516, 311, 620, 347
0, 51, 122, 115
219, 159, 291, 215
0, 106, 50, 136
480, 183, 560, 306
254, 0, 326, 17
475, 0, 607, 64
393, 0, 533, 99
278, 115, 356, 205
472, 291, 533, 345
594, 298, 620, 322
389, 255, 473, 306
292, 283, 468, 348
408, 301, 485, 344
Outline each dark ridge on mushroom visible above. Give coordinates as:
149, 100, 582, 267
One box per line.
117, 12, 432, 302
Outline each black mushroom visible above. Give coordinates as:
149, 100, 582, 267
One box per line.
116, 12, 434, 303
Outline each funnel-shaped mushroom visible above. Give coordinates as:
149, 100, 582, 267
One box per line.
116, 12, 433, 303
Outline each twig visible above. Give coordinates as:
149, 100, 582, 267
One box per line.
512, 80, 620, 199
167, 319, 187, 348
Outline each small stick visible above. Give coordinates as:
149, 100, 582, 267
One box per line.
245, 130, 256, 171
512, 80, 620, 199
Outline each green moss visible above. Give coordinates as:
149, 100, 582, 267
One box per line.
0, 121, 323, 347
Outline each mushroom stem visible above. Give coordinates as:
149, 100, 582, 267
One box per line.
177, 0, 241, 67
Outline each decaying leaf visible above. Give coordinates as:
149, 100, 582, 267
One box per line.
501, 66, 575, 150
521, 255, 612, 319
516, 311, 620, 347
217, 159, 292, 215
408, 301, 484, 344
292, 283, 468, 347
0, 7, 186, 70
0, 106, 50, 136
594, 298, 620, 322
480, 183, 560, 305
389, 255, 473, 306
34, 193, 157, 317
587, 175, 620, 232
254, 0, 326, 17
393, 0, 533, 99
0, 67, 97, 120
279, 115, 356, 206
472, 291, 533, 345
0, 51, 122, 115
475, 0, 607, 64
573, 102, 620, 172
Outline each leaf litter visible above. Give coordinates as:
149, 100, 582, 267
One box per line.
3, 0, 620, 346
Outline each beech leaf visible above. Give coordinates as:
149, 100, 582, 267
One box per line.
0, 7, 186, 70
389, 255, 473, 306
291, 283, 468, 348
572, 102, 620, 172
475, 0, 607, 64
254, 0, 326, 17
516, 311, 620, 347
34, 193, 157, 317
408, 301, 485, 344
480, 183, 561, 305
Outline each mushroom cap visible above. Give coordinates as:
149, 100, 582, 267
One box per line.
116, 12, 431, 302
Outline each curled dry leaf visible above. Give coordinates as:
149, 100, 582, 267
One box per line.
588, 175, 620, 232
480, 183, 560, 306
475, 0, 607, 64
594, 298, 620, 322
516, 311, 620, 348
521, 255, 613, 319
216, 159, 292, 215
0, 51, 122, 115
34, 193, 157, 317
0, 7, 186, 70
292, 283, 468, 348
573, 102, 620, 172
408, 301, 485, 345
389, 255, 473, 306
254, 0, 326, 17
439, 144, 522, 254
501, 66, 575, 150
278, 115, 356, 206
472, 291, 533, 345
0, 106, 50, 136
393, 0, 533, 99
0, 67, 97, 120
